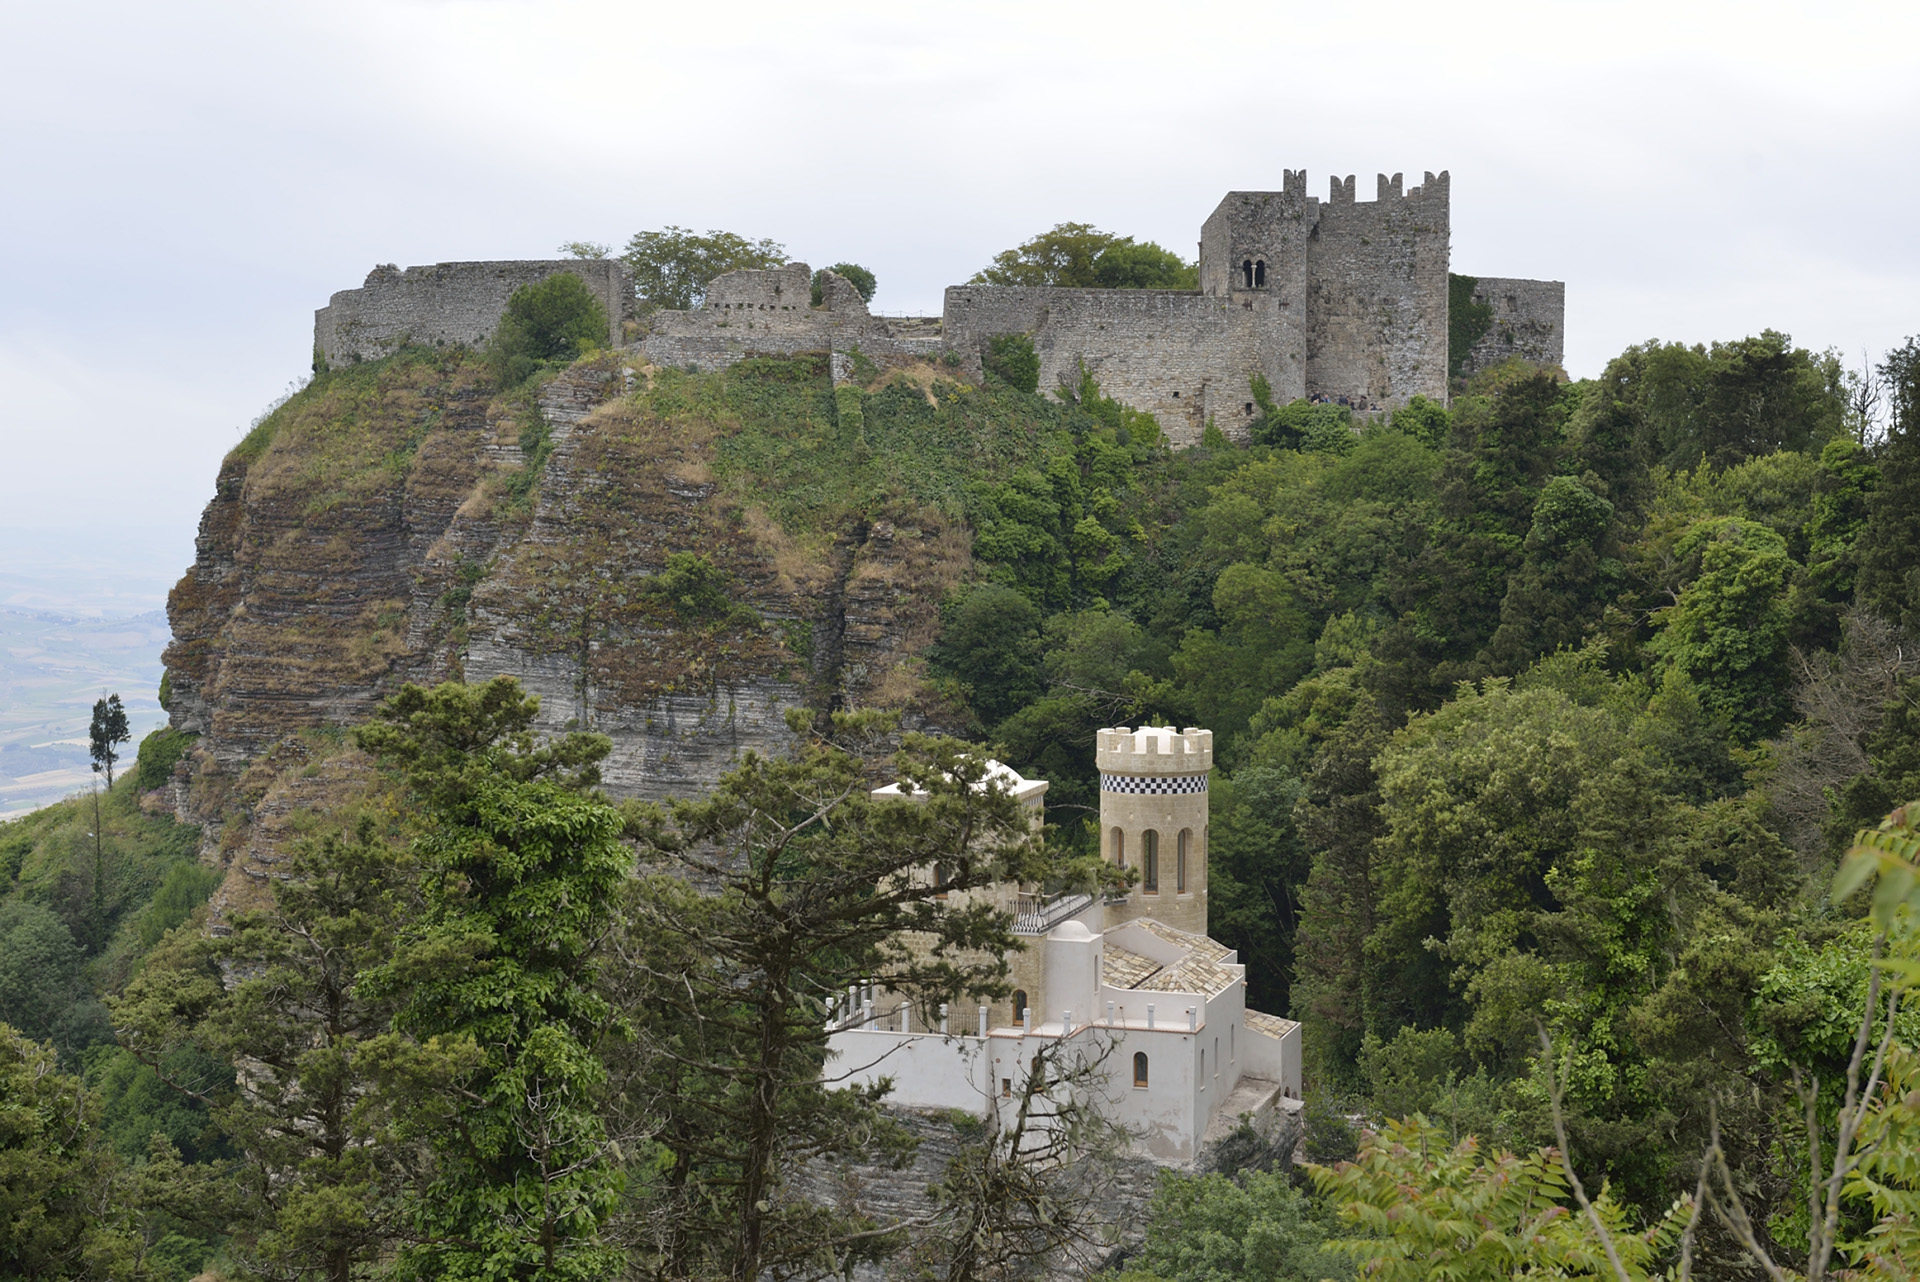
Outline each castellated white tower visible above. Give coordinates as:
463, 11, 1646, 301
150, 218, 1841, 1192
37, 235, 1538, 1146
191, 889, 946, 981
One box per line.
1097, 726, 1212, 937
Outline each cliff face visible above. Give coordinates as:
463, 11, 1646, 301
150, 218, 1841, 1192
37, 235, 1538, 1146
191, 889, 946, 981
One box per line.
163, 349, 1030, 856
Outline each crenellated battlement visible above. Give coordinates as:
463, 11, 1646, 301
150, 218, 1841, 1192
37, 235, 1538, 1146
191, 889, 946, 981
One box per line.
316, 169, 1557, 449
1095, 726, 1214, 776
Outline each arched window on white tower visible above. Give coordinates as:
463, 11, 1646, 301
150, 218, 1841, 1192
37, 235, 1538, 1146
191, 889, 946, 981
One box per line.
1133, 1052, 1149, 1088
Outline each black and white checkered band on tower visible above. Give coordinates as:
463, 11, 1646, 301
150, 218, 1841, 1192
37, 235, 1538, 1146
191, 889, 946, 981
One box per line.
1099, 773, 1209, 795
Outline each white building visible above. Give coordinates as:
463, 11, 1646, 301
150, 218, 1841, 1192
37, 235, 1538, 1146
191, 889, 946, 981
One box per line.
828, 726, 1302, 1165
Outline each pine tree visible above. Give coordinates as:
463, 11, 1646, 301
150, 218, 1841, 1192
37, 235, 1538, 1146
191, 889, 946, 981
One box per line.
1856, 338, 1920, 631
355, 678, 628, 1282
88, 693, 130, 786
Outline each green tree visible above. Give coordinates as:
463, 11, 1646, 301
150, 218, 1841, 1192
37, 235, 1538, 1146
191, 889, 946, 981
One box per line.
810, 262, 876, 304
1248, 386, 1356, 454
88, 694, 130, 787
355, 678, 628, 1282
929, 584, 1044, 729
1805, 435, 1879, 605
982, 333, 1039, 393
1694, 330, 1846, 469
1648, 516, 1798, 741
1390, 394, 1451, 448
1856, 337, 1920, 631
1379, 369, 1569, 705
490, 273, 610, 386
1112, 1166, 1347, 1282
1288, 691, 1391, 1085
114, 818, 421, 1282
0, 902, 91, 1054
969, 223, 1195, 289
1483, 476, 1619, 674
615, 711, 1048, 1281
0, 1023, 138, 1281
1309, 1116, 1685, 1281
621, 226, 787, 311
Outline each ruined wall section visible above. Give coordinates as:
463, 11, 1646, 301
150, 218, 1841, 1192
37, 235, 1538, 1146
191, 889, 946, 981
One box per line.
943, 286, 1277, 447
1304, 171, 1449, 406
1461, 276, 1566, 376
315, 259, 630, 367
640, 264, 940, 372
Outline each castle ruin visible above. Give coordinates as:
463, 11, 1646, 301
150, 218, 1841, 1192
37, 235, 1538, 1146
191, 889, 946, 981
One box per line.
314, 171, 1563, 447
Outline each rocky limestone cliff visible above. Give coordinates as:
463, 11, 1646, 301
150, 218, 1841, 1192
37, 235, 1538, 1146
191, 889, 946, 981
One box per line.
162, 347, 1044, 904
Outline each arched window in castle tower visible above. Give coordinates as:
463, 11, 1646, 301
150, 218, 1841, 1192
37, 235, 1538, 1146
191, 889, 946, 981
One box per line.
933, 862, 949, 898
1177, 829, 1191, 893
1133, 1052, 1149, 1088
1241, 259, 1254, 288
1111, 828, 1125, 868
1013, 990, 1028, 1025
1254, 260, 1267, 287
1142, 830, 1159, 893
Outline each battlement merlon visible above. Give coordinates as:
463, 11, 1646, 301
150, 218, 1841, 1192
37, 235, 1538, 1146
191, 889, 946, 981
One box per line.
1095, 726, 1214, 776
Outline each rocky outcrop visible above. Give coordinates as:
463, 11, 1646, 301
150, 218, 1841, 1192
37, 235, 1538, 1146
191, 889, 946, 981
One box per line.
163, 348, 976, 845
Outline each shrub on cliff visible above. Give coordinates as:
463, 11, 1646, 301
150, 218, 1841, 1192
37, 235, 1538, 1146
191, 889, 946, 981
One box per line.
487, 272, 608, 386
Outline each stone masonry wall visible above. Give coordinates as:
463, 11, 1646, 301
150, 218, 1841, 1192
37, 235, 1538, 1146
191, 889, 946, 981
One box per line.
1461, 275, 1566, 376
640, 264, 941, 373
315, 259, 631, 367
1304, 171, 1450, 406
942, 286, 1275, 446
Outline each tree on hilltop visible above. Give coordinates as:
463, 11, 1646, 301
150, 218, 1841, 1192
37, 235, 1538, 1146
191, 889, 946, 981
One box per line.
621, 225, 788, 311
811, 261, 877, 304
970, 222, 1196, 289
488, 272, 609, 385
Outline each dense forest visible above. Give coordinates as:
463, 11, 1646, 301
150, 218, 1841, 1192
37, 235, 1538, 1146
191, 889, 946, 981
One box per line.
5, 237, 1920, 1281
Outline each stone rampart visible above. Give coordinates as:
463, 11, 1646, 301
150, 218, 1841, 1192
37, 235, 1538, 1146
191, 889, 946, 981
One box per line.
314, 172, 1563, 435
942, 285, 1274, 446
640, 264, 941, 374
1461, 276, 1566, 376
314, 259, 631, 367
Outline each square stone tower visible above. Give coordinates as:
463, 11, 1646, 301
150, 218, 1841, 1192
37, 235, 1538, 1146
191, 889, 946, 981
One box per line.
1097, 726, 1213, 938
1197, 170, 1450, 409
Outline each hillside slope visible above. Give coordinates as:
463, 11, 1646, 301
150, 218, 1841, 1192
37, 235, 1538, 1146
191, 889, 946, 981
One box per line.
160, 347, 1054, 851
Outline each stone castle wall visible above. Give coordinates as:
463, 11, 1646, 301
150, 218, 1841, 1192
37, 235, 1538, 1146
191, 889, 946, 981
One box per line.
314, 173, 1563, 443
639, 264, 942, 374
1461, 275, 1566, 376
942, 286, 1273, 445
937, 171, 1464, 446
314, 259, 631, 367
1303, 172, 1450, 405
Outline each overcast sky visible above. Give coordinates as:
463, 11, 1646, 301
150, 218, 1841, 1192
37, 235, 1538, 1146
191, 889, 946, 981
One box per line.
3, 0, 1916, 615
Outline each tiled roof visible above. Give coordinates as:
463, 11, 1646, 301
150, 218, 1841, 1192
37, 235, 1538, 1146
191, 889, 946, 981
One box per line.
1133, 917, 1234, 965
1245, 1010, 1300, 1040
1102, 947, 1162, 988
1136, 957, 1239, 998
